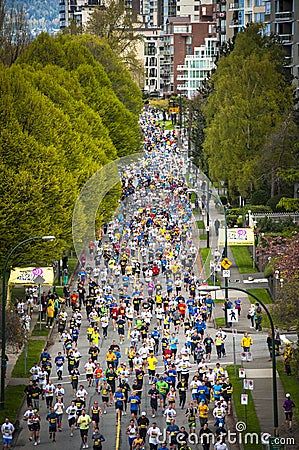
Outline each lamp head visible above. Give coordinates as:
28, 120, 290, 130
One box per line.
41, 236, 56, 241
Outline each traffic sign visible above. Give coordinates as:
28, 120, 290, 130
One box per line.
243, 379, 254, 390
239, 368, 246, 378
241, 394, 248, 405
33, 275, 45, 285
220, 257, 232, 270
222, 269, 230, 278
227, 308, 238, 323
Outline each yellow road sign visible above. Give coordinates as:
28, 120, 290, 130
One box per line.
220, 257, 233, 270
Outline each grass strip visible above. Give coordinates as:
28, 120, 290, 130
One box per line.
197, 220, 205, 230
230, 246, 258, 274
31, 322, 51, 336
12, 339, 45, 378
246, 288, 272, 305
226, 365, 261, 450
277, 361, 299, 425
215, 317, 226, 327
0, 385, 25, 424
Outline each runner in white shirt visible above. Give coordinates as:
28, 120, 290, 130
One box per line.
100, 314, 109, 339
163, 406, 177, 425
147, 423, 161, 447
23, 406, 34, 442
76, 385, 88, 407
84, 359, 95, 387
65, 401, 78, 437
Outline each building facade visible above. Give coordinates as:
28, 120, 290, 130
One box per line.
265, 0, 299, 95
59, 0, 102, 30
177, 37, 218, 98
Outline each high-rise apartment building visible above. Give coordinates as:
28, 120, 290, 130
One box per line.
265, 0, 299, 94
59, 0, 102, 30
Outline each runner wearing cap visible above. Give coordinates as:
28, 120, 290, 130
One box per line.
90, 401, 102, 432
137, 411, 149, 442
283, 393, 296, 431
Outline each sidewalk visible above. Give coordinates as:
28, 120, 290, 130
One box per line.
193, 186, 298, 446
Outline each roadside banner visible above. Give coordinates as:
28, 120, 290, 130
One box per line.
8, 267, 54, 286
218, 228, 255, 246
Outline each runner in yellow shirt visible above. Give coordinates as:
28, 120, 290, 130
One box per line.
147, 352, 158, 382
77, 409, 91, 449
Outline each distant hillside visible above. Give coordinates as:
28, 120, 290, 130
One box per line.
7, 0, 60, 35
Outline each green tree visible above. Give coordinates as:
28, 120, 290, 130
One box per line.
203, 24, 294, 197
0, 0, 31, 66
86, 0, 142, 56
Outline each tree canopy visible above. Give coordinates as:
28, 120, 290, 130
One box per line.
0, 32, 142, 267
203, 24, 296, 198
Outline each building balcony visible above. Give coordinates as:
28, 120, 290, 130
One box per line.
177, 65, 186, 71
229, 3, 240, 10
216, 26, 227, 34
275, 11, 294, 21
229, 19, 242, 27
177, 75, 187, 80
279, 34, 293, 43
177, 84, 187, 91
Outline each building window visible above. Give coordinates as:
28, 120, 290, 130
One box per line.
186, 45, 192, 55
194, 5, 199, 11
265, 1, 271, 14
255, 0, 264, 5
255, 12, 264, 22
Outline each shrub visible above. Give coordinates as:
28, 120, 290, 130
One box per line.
250, 189, 270, 205
266, 194, 285, 211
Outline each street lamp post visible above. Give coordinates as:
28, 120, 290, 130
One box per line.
204, 285, 279, 437
0, 235, 55, 410
190, 182, 228, 297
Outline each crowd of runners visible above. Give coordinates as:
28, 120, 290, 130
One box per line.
4, 108, 284, 450
14, 109, 234, 450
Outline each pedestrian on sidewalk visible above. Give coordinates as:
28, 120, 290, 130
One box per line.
247, 305, 255, 328
283, 393, 296, 431
214, 219, 220, 237
241, 332, 253, 353
283, 343, 293, 375
266, 333, 273, 361
254, 302, 263, 331
234, 297, 242, 316
222, 299, 232, 328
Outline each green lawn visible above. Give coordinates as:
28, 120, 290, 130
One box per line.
31, 322, 51, 336
277, 361, 299, 425
68, 256, 78, 275
246, 289, 273, 330
12, 340, 45, 378
196, 220, 205, 230
0, 385, 25, 424
200, 234, 207, 240
230, 246, 258, 274
164, 120, 174, 130
246, 288, 273, 305
200, 248, 210, 263
227, 365, 261, 450
215, 317, 226, 327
